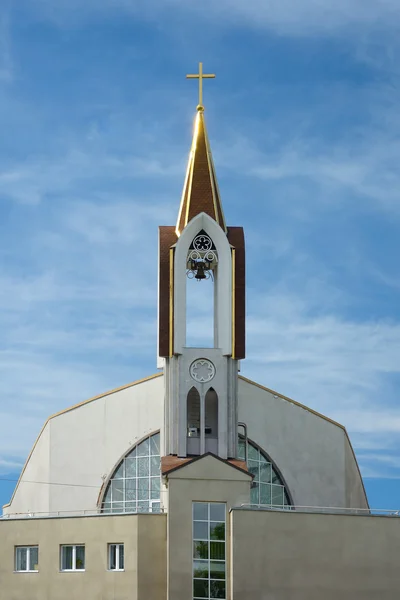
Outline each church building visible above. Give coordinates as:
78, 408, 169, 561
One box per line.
1, 65, 400, 600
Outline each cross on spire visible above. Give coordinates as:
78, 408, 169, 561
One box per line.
186, 62, 215, 111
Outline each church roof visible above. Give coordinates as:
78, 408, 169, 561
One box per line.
175, 108, 227, 236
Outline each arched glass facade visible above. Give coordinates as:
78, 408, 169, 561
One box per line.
101, 432, 161, 514
238, 438, 291, 508
101, 432, 291, 514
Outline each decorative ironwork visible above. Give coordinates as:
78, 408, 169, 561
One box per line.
187, 231, 218, 281
190, 359, 216, 383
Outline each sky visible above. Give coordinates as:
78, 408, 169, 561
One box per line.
1, 0, 400, 511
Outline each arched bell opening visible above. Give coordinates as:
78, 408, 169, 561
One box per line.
187, 387, 201, 455
205, 387, 218, 454
186, 230, 217, 348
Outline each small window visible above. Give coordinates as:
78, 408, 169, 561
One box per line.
60, 545, 85, 571
108, 544, 124, 571
15, 546, 38, 572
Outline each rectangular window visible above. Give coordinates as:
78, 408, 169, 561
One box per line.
192, 502, 226, 600
108, 544, 124, 571
60, 545, 85, 571
15, 546, 39, 572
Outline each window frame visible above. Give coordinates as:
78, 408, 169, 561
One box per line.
14, 546, 39, 573
60, 544, 85, 572
108, 543, 124, 572
192, 501, 226, 600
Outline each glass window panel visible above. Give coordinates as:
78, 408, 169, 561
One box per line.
114, 462, 124, 479
210, 579, 226, 598
210, 561, 225, 579
193, 541, 208, 559
150, 433, 160, 455
150, 477, 160, 499
193, 559, 209, 579
248, 444, 259, 461
272, 485, 284, 506
125, 457, 136, 478
30, 547, 38, 571
138, 500, 149, 513
271, 468, 281, 485
210, 542, 225, 560
150, 501, 161, 513
193, 502, 208, 521
138, 478, 149, 500
111, 479, 124, 501
193, 521, 208, 540
109, 544, 117, 570
137, 457, 149, 477
193, 579, 209, 598
248, 460, 259, 478
16, 547, 27, 571
250, 484, 260, 505
75, 546, 85, 570
125, 501, 136, 512
119, 544, 124, 570
125, 478, 137, 501
111, 502, 124, 513
260, 483, 272, 505
260, 461, 272, 483
137, 437, 150, 457
210, 522, 225, 541
210, 504, 225, 522
238, 440, 246, 460
104, 486, 112, 503
61, 546, 73, 570
150, 455, 160, 476
126, 446, 137, 458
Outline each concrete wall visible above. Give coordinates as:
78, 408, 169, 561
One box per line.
0, 513, 167, 600
231, 509, 400, 600
4, 375, 164, 516
167, 455, 252, 600
238, 377, 368, 509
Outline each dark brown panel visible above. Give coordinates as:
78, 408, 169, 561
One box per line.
227, 227, 246, 359
158, 226, 177, 357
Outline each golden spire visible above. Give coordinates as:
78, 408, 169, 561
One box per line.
186, 62, 216, 112
175, 67, 226, 236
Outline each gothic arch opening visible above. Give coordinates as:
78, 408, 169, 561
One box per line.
205, 387, 218, 453
187, 387, 201, 455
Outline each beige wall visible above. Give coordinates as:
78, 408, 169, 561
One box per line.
231, 508, 400, 600
0, 513, 167, 600
166, 455, 252, 600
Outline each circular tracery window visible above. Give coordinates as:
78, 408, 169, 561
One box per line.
189, 359, 216, 383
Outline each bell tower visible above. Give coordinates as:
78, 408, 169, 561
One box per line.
158, 64, 245, 459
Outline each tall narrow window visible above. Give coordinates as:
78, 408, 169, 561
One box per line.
60, 545, 85, 571
108, 544, 124, 571
187, 387, 201, 456
193, 502, 226, 600
205, 388, 218, 437
15, 546, 38, 572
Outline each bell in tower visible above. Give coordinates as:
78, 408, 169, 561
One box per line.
157, 64, 245, 460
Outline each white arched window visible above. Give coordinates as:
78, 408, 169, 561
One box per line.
101, 432, 161, 514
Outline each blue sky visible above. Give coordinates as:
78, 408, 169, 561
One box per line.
1, 0, 400, 511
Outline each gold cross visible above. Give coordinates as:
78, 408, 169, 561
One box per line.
186, 62, 215, 110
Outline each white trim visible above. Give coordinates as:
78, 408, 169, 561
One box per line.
108, 543, 124, 571
60, 544, 85, 572
174, 213, 232, 355
14, 546, 39, 573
